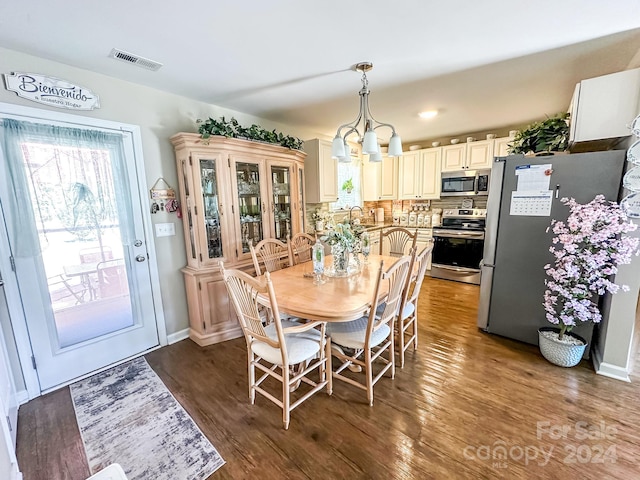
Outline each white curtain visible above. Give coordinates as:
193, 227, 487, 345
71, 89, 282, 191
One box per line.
0, 118, 134, 257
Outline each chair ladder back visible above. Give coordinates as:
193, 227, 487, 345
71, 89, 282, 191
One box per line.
377, 256, 412, 327
380, 228, 418, 257
250, 239, 292, 275
221, 265, 278, 348
408, 244, 433, 305
289, 233, 315, 265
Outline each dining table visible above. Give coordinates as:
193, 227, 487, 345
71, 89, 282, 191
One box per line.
265, 254, 400, 322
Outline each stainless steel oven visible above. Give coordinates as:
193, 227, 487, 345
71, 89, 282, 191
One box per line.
441, 170, 490, 197
430, 209, 486, 285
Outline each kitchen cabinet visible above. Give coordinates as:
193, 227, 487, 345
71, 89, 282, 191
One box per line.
172, 133, 306, 345
441, 140, 494, 172
441, 144, 466, 171
363, 155, 398, 200
303, 139, 338, 203
569, 68, 640, 150
398, 148, 441, 200
493, 136, 513, 157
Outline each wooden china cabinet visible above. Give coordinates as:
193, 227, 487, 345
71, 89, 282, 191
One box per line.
171, 133, 307, 346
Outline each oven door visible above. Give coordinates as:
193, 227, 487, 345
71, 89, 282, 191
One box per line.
430, 229, 485, 284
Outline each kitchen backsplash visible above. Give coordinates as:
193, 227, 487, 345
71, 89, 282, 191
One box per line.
305, 197, 487, 232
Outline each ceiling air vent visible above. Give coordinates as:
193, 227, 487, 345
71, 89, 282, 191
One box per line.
109, 48, 163, 71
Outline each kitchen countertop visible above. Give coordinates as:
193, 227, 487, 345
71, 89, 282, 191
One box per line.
316, 223, 433, 234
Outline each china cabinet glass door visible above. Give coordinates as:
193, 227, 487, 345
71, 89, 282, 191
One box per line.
269, 163, 294, 242
297, 166, 305, 233
234, 160, 265, 255
199, 158, 224, 260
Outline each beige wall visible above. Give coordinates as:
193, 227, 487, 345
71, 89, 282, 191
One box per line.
0, 46, 321, 341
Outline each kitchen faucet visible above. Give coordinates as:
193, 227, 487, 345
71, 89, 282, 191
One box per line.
349, 206, 363, 224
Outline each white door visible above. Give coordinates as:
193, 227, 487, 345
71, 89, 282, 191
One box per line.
0, 273, 20, 480
0, 110, 160, 391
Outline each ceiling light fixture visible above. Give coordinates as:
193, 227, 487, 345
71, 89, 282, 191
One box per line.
418, 110, 438, 119
331, 62, 403, 162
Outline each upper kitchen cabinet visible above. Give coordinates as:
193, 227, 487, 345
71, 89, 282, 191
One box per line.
441, 140, 493, 172
363, 155, 398, 200
303, 139, 338, 203
466, 139, 494, 170
398, 148, 441, 200
493, 136, 513, 158
441, 144, 466, 171
569, 68, 640, 151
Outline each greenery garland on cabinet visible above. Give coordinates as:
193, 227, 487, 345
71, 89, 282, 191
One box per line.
196, 117, 304, 150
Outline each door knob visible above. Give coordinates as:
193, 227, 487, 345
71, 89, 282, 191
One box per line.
135, 255, 146, 262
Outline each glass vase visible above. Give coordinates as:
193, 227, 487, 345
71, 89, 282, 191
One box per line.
331, 244, 350, 276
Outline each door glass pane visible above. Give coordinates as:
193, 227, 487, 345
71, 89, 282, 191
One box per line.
200, 159, 223, 259
23, 142, 133, 348
236, 162, 263, 253
271, 165, 292, 242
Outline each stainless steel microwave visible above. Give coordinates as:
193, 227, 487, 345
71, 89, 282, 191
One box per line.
441, 170, 490, 197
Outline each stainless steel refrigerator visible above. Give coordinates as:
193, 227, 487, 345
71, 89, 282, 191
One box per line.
477, 151, 626, 349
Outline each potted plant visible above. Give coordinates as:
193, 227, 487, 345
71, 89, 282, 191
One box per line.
509, 112, 570, 155
541, 195, 639, 367
342, 178, 354, 194
311, 209, 325, 232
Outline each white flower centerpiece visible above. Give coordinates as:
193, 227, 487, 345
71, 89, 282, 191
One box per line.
541, 195, 639, 366
321, 220, 365, 276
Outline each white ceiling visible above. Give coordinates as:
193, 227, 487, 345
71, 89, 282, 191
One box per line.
1, 1, 640, 144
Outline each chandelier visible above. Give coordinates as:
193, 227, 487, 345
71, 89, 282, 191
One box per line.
331, 62, 403, 163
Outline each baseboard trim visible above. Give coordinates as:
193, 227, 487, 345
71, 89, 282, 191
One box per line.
167, 328, 190, 345
592, 347, 631, 382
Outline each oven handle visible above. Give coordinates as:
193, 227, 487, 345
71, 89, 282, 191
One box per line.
432, 264, 481, 274
433, 230, 485, 239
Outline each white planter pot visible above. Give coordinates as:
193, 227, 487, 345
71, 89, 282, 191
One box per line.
315, 220, 324, 232
538, 327, 588, 367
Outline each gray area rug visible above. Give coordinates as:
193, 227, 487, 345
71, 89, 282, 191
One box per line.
70, 357, 225, 479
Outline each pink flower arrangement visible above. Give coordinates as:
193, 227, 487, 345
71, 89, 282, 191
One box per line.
543, 195, 639, 340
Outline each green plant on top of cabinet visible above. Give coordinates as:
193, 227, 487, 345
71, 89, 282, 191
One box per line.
398, 148, 441, 200
171, 133, 306, 346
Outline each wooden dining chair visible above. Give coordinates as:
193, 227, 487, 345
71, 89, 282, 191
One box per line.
220, 262, 332, 429
327, 255, 411, 406
289, 233, 316, 265
379, 227, 417, 257
250, 238, 293, 275
397, 243, 433, 367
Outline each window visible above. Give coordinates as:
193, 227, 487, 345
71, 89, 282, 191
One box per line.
332, 160, 363, 210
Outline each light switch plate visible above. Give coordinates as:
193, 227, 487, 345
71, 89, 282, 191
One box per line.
155, 222, 175, 237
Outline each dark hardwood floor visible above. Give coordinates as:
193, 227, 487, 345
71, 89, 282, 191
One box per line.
17, 277, 640, 479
